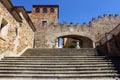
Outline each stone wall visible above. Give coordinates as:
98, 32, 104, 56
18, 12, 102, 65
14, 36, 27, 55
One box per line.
97, 24, 120, 56
90, 14, 120, 41
17, 12, 34, 54
32, 14, 120, 48
29, 5, 58, 31
97, 33, 120, 56
0, 2, 19, 56
0, 2, 35, 57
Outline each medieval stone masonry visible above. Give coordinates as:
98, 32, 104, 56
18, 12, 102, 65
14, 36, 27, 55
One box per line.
0, 0, 120, 57
0, 0, 35, 57
28, 5, 120, 49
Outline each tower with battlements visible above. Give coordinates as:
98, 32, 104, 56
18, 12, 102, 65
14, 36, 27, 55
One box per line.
27, 5, 120, 49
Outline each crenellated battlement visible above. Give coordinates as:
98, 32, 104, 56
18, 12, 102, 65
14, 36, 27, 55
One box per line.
33, 13, 120, 48
45, 14, 120, 29
44, 14, 120, 35
48, 21, 88, 28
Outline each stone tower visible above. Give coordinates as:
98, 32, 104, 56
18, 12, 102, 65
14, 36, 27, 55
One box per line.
28, 5, 59, 48
29, 5, 59, 31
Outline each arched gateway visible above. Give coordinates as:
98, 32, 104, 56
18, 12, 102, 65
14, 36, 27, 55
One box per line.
34, 23, 96, 48
57, 35, 93, 48
28, 5, 120, 49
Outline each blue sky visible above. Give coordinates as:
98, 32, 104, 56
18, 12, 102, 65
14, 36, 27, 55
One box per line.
11, 0, 120, 24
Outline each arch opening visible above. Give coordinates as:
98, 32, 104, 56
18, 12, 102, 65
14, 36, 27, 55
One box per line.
55, 35, 94, 49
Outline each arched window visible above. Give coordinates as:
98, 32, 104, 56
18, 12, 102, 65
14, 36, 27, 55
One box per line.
43, 8, 47, 13
50, 8, 54, 13
35, 7, 40, 13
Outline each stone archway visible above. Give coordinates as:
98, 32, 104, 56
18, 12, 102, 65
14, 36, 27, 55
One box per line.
54, 35, 94, 49
34, 24, 97, 48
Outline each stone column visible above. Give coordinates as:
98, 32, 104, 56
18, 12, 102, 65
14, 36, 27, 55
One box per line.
55, 39, 59, 48
93, 42, 96, 48
76, 40, 80, 49
62, 38, 64, 48
49, 41, 53, 48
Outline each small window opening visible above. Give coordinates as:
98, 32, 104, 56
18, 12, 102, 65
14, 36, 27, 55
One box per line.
15, 28, 18, 36
50, 8, 54, 13
35, 7, 40, 13
0, 18, 8, 37
43, 8, 47, 13
42, 21, 47, 26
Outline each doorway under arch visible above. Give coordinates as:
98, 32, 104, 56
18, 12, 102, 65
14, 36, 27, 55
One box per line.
57, 35, 94, 48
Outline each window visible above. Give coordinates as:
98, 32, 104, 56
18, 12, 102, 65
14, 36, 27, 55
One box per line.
15, 28, 18, 36
35, 7, 40, 13
0, 19, 8, 29
42, 21, 47, 26
43, 8, 47, 13
0, 18, 8, 37
50, 8, 54, 13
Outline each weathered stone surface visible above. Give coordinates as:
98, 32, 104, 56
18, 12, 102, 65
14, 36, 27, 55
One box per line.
0, 2, 18, 55
0, 0, 120, 56
29, 5, 58, 31
30, 12, 120, 48
97, 25, 120, 56
0, 2, 35, 57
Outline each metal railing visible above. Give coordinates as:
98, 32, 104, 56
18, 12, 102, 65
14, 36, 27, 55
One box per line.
98, 24, 120, 45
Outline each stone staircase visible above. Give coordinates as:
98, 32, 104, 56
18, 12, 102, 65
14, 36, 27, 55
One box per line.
0, 48, 119, 80
22, 48, 97, 56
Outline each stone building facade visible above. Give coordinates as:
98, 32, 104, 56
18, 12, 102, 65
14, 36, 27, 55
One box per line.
0, 0, 35, 57
28, 5, 59, 48
0, 0, 120, 56
28, 5, 120, 48
26, 4, 120, 49
29, 5, 59, 31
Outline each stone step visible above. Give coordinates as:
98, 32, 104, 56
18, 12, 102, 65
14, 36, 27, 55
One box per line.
0, 70, 117, 74
3, 56, 107, 60
0, 67, 115, 70
3, 57, 106, 60
0, 48, 119, 79
0, 59, 110, 62
0, 65, 114, 68
22, 54, 97, 56
0, 61, 114, 64
0, 72, 117, 76
0, 73, 118, 78
2, 59, 120, 62
2, 58, 107, 61
3, 57, 120, 62
3, 58, 120, 61
0, 62, 112, 65
22, 49, 96, 56
5, 56, 106, 58
0, 64, 114, 67
0, 78, 117, 80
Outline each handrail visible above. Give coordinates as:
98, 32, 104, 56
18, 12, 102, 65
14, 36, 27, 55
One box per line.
98, 24, 120, 45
